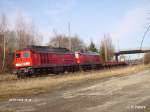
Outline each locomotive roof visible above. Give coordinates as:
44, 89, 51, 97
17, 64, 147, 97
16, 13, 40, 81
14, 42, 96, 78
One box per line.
22, 45, 71, 53
78, 50, 99, 55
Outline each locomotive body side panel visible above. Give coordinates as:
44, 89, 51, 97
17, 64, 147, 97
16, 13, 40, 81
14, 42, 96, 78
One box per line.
31, 52, 41, 67
20, 51, 76, 68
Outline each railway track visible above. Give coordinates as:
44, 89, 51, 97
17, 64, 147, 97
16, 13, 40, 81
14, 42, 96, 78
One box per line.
12, 63, 127, 79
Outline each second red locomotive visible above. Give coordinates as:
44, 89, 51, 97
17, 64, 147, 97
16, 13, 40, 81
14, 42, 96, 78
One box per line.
75, 51, 102, 70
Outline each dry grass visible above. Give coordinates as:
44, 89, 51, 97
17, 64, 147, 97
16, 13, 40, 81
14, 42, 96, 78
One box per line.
0, 74, 17, 82
0, 65, 149, 100
0, 110, 14, 112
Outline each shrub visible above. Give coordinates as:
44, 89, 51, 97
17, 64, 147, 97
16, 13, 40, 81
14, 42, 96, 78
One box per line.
144, 53, 150, 65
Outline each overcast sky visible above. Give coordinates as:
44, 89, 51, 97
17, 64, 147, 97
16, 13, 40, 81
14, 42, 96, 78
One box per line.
0, 0, 150, 51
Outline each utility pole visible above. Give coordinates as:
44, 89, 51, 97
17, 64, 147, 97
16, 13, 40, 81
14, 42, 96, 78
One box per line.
2, 34, 5, 72
68, 22, 72, 51
104, 34, 108, 62
0, 35, 2, 72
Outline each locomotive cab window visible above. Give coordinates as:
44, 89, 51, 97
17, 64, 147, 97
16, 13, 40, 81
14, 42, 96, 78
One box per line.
16, 53, 20, 58
23, 52, 29, 58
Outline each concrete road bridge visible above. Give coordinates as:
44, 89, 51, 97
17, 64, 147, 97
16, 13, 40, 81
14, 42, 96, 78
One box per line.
114, 48, 150, 61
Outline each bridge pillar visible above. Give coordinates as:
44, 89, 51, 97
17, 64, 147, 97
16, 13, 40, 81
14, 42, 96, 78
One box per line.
115, 54, 119, 62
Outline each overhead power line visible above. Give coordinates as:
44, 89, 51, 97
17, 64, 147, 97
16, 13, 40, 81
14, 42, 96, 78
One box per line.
140, 24, 150, 49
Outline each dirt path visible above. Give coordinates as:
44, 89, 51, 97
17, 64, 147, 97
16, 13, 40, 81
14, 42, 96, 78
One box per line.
0, 70, 150, 112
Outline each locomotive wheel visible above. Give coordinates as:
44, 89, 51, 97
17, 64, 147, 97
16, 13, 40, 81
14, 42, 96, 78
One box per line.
17, 74, 21, 78
17, 70, 23, 78
17, 68, 33, 78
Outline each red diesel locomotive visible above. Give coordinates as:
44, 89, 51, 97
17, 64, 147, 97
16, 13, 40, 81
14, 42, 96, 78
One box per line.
75, 51, 102, 70
14, 46, 102, 77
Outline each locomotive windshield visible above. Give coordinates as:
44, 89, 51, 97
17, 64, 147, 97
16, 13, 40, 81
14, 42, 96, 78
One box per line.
16, 53, 20, 58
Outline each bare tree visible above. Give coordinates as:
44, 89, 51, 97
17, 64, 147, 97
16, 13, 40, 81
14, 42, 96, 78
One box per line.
48, 34, 85, 51
48, 34, 67, 48
0, 13, 8, 33
5, 31, 18, 52
0, 13, 8, 72
99, 34, 115, 62
0, 13, 43, 73
15, 14, 42, 49
0, 34, 3, 73
0, 13, 20, 72
15, 14, 27, 49
144, 53, 150, 65
71, 35, 86, 51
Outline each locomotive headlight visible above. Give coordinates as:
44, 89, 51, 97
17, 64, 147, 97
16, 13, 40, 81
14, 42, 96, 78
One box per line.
16, 63, 21, 67
15, 62, 30, 67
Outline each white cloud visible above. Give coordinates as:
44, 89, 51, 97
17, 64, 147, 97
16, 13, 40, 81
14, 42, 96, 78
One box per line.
44, 0, 75, 23
111, 5, 149, 41
45, 0, 73, 14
